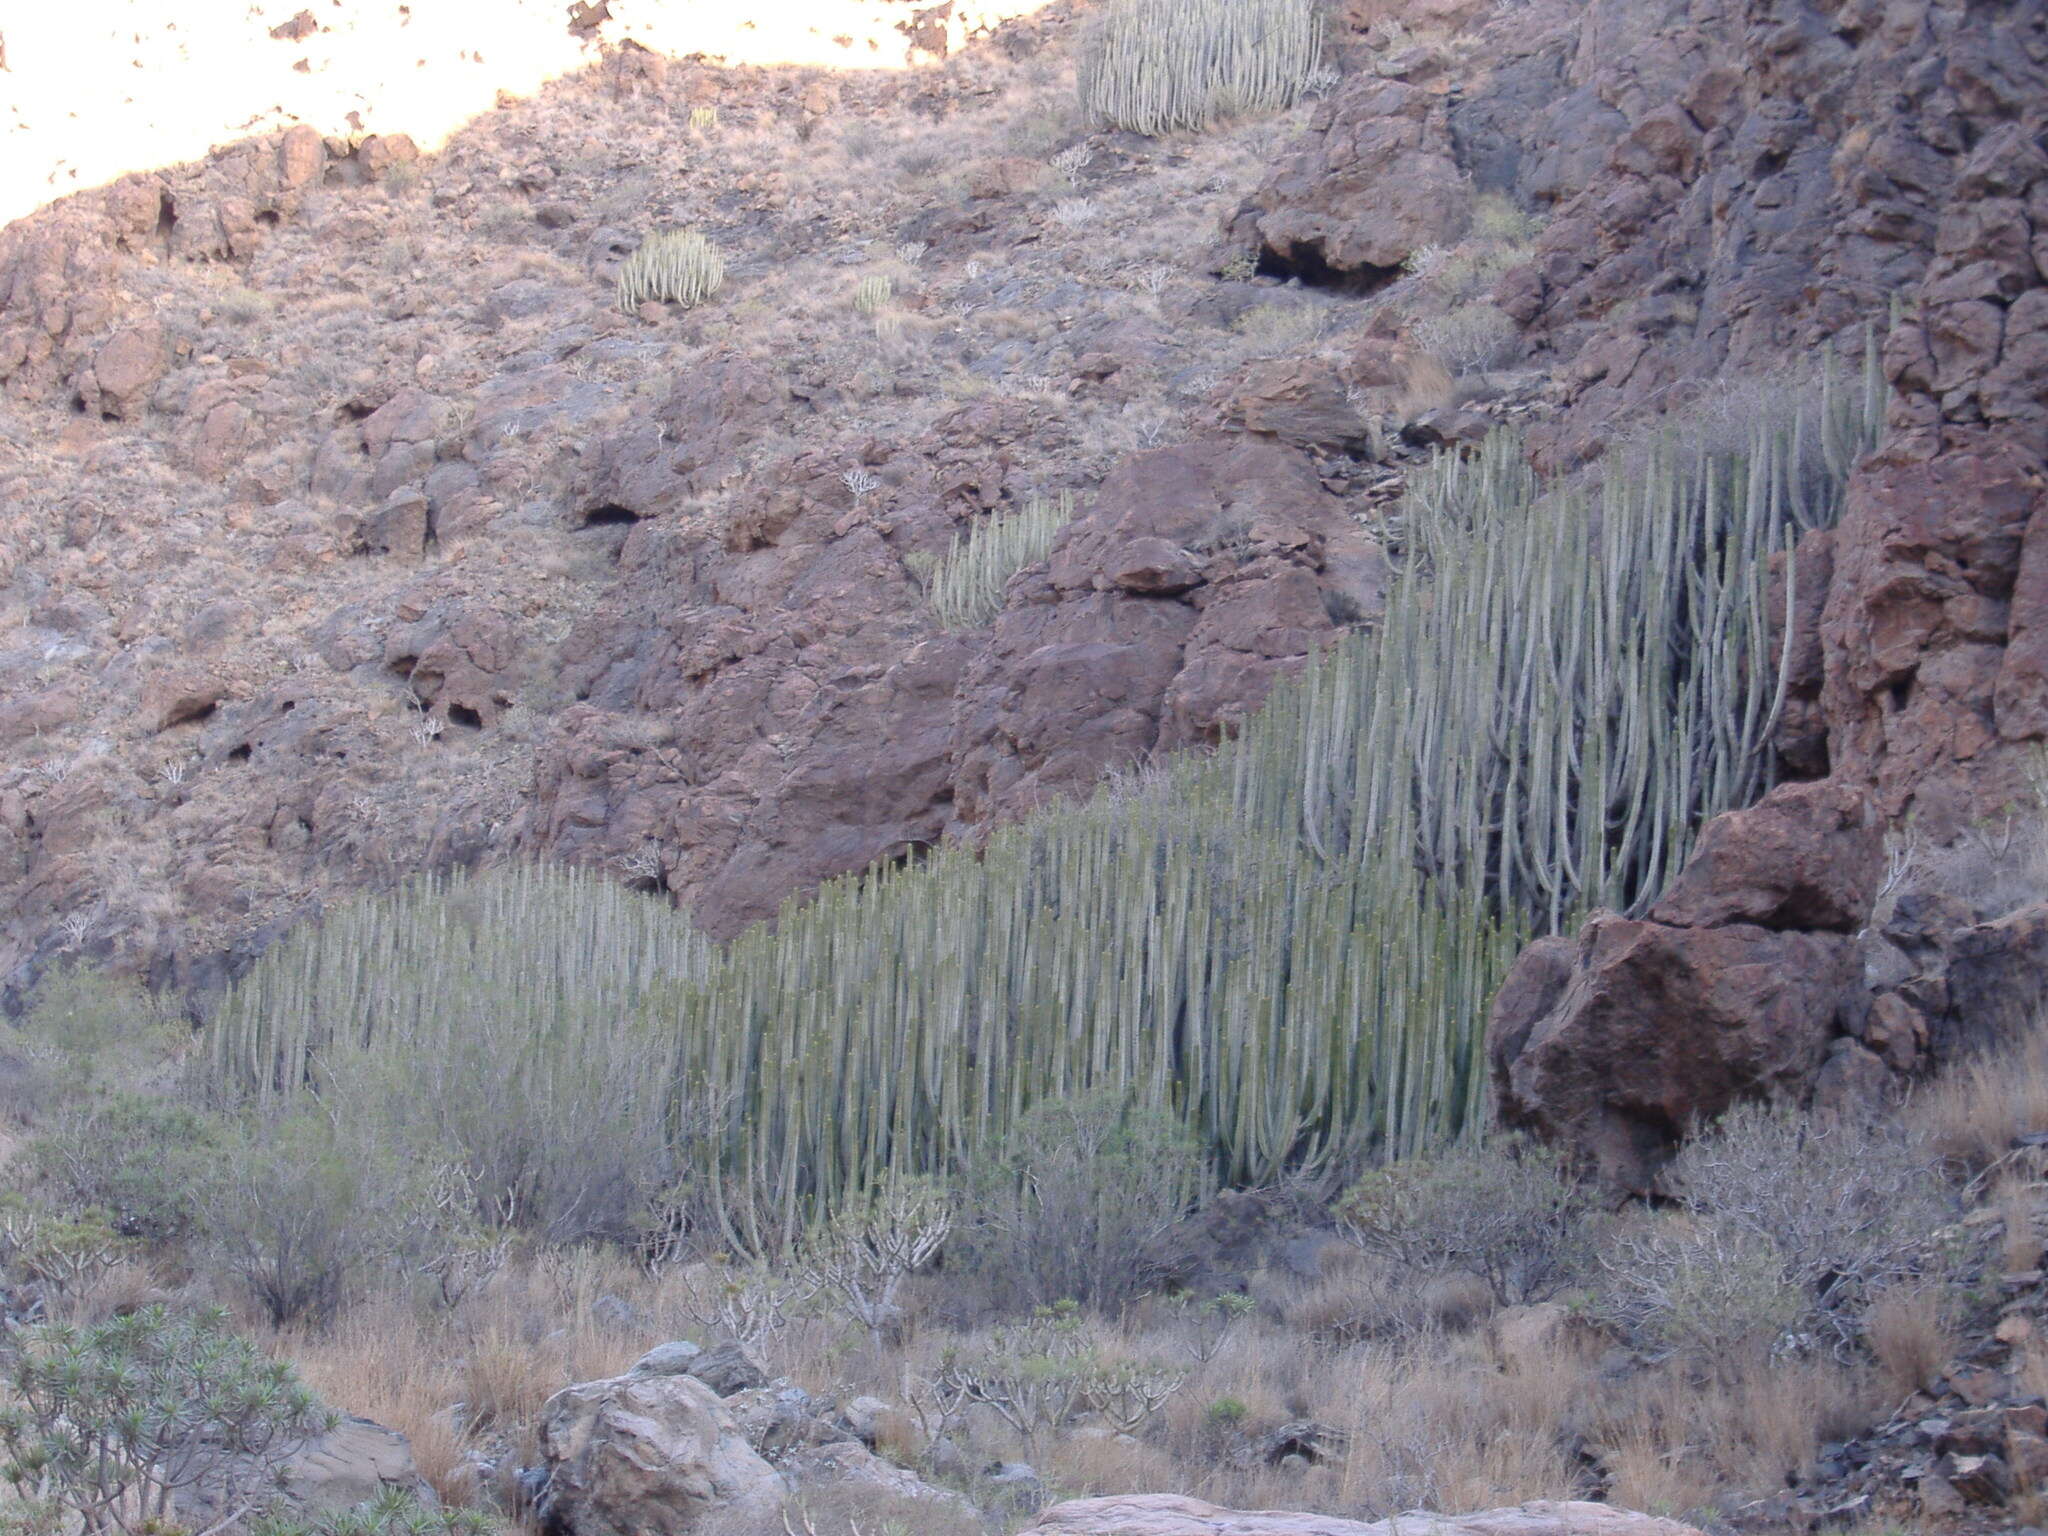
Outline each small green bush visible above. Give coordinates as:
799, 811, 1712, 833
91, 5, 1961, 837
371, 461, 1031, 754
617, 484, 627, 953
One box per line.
1079, 0, 1325, 136
1205, 1395, 1250, 1428
0, 1305, 332, 1533
24, 1094, 222, 1243
1337, 1135, 1600, 1307
0, 1194, 126, 1303
0, 965, 178, 1119
616, 229, 726, 312
923, 492, 1076, 632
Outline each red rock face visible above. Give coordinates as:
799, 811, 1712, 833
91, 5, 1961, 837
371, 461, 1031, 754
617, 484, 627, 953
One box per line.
529, 435, 1385, 937
1491, 0, 2048, 1178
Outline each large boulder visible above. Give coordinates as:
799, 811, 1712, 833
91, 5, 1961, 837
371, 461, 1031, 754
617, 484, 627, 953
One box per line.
1490, 915, 1857, 1192
1493, 777, 1894, 1188
1225, 77, 1471, 285
176, 1416, 431, 1528
535, 1373, 785, 1536
1021, 1496, 1705, 1536
1648, 781, 1885, 933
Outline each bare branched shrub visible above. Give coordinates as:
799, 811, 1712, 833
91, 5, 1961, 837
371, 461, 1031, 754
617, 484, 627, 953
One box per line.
1335, 1136, 1600, 1308
1411, 302, 1516, 374
933, 1301, 1186, 1450
797, 1176, 952, 1351
959, 1090, 1203, 1311
1597, 1211, 1803, 1368
1601, 1103, 1964, 1365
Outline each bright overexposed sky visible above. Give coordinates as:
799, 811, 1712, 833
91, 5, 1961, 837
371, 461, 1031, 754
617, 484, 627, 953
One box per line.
1, 0, 1059, 228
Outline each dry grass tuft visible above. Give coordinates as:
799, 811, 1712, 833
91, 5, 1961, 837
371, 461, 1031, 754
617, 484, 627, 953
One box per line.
1865, 1285, 1959, 1401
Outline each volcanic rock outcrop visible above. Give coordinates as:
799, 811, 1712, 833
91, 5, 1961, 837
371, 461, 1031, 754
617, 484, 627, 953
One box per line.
1485, 0, 2048, 1176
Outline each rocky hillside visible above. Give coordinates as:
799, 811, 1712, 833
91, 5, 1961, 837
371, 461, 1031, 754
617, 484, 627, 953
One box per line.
1, 0, 2043, 1062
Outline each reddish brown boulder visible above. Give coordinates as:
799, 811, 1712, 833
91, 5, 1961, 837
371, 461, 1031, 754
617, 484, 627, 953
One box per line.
85, 322, 166, 419
1210, 359, 1368, 452
1226, 78, 1470, 283
1492, 915, 1856, 1191
1648, 781, 1884, 933
144, 673, 230, 732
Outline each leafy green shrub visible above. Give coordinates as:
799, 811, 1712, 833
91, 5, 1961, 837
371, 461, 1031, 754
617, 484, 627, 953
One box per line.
197, 1110, 431, 1328
616, 229, 725, 312
923, 492, 1075, 631
961, 1090, 1203, 1311
1079, 0, 1325, 136
0, 965, 177, 1120
1205, 1395, 1250, 1428
1337, 1136, 1599, 1307
0, 1305, 333, 1533
24, 1094, 221, 1243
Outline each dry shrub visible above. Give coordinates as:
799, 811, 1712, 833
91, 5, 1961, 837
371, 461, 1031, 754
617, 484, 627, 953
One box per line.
1325, 1341, 1581, 1516
1918, 1009, 2048, 1172
287, 1299, 474, 1506
1865, 1285, 1959, 1400
1337, 1134, 1599, 1308
460, 1326, 560, 1433
708, 1481, 983, 1536
1042, 1429, 1185, 1500
53, 1258, 163, 1326
1999, 1176, 2047, 1272
1597, 1361, 1872, 1521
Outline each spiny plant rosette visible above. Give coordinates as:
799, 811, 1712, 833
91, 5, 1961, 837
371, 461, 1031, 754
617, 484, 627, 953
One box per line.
1079, 0, 1326, 137
0, 1305, 333, 1535
208, 339, 1886, 1242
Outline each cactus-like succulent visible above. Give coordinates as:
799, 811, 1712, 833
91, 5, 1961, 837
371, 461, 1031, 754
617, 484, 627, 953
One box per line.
924, 492, 1076, 631
616, 228, 726, 313
1079, 0, 1326, 137
209, 338, 1886, 1233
